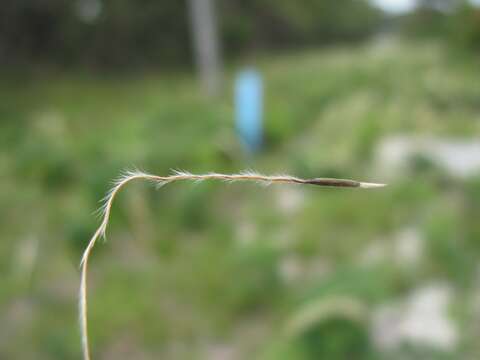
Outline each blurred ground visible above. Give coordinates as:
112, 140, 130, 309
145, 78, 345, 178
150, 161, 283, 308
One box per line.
1, 39, 480, 359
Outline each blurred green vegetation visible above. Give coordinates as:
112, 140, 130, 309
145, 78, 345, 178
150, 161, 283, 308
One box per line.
1, 40, 480, 359
399, 0, 480, 53
0, 0, 381, 69
4, 0, 480, 72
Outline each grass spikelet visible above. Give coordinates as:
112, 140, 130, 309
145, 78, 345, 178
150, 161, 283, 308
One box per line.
79, 169, 385, 360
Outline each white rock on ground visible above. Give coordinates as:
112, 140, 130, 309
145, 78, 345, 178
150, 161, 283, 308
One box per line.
376, 135, 480, 179
371, 283, 457, 351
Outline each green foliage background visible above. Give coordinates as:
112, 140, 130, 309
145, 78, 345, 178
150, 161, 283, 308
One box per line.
0, 0, 380, 68
1, 40, 480, 358
2, 0, 480, 358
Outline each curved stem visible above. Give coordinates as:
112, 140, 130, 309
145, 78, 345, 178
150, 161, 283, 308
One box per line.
79, 169, 385, 359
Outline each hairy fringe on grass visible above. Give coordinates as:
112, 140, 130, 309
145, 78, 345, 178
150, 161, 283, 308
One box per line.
79, 169, 385, 360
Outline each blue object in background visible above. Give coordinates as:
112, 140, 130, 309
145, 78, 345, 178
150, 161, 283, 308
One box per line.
235, 68, 263, 153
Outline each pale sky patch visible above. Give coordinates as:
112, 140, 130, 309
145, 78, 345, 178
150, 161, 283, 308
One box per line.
370, 0, 417, 14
